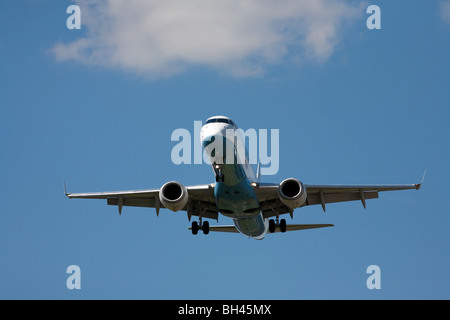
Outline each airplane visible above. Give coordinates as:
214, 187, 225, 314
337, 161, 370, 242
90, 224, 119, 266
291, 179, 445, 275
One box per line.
65, 115, 423, 240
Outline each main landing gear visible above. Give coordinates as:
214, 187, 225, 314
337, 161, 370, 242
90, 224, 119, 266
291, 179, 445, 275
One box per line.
268, 218, 287, 233
191, 219, 210, 235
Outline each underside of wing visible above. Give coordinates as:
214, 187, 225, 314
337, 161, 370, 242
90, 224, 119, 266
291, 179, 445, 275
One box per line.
66, 189, 159, 199
65, 183, 219, 220
255, 180, 421, 218
304, 183, 420, 212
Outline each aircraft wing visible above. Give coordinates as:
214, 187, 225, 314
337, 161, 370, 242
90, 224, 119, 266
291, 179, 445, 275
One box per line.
66, 177, 422, 221
256, 181, 422, 219
65, 183, 219, 220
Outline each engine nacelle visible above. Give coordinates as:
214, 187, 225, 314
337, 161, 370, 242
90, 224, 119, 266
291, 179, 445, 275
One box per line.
159, 181, 189, 212
278, 178, 307, 209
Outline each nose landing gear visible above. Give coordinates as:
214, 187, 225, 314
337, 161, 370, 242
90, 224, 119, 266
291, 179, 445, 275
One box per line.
214, 163, 225, 183
215, 169, 224, 183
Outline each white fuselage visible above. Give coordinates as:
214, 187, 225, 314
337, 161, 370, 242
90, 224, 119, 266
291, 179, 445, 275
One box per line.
200, 116, 268, 239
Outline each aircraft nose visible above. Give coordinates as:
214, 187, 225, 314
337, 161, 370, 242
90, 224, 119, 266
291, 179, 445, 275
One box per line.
200, 123, 229, 142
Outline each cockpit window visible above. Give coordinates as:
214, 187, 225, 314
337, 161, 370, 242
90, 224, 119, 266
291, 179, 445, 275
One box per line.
205, 118, 236, 127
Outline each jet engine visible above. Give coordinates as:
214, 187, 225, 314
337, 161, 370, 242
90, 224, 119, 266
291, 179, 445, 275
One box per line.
278, 178, 307, 209
159, 181, 189, 212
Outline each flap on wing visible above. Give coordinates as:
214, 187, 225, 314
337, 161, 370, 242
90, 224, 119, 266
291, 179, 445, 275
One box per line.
107, 197, 158, 208
305, 191, 378, 206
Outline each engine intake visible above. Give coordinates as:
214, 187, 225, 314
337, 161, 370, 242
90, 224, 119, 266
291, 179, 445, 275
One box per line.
159, 181, 189, 212
278, 178, 307, 209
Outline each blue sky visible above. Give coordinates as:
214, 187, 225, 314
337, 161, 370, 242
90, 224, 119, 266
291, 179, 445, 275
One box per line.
1, 0, 449, 299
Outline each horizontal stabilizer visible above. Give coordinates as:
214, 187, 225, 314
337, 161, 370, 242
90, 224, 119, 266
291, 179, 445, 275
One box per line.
272, 223, 334, 233
187, 225, 240, 233
209, 225, 240, 233
189, 224, 334, 234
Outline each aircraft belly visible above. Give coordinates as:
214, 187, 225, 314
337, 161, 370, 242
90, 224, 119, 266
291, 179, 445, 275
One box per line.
214, 164, 259, 216
233, 214, 268, 240
208, 134, 264, 238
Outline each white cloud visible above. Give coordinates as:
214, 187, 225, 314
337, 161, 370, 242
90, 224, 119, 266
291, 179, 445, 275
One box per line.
441, 0, 450, 23
52, 0, 360, 78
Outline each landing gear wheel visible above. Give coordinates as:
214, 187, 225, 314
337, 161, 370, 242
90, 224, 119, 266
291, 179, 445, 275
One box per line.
202, 221, 210, 235
269, 219, 276, 233
191, 221, 199, 235
279, 219, 287, 233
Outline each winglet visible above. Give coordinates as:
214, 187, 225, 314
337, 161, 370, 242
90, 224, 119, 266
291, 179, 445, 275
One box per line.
64, 180, 69, 196
415, 169, 426, 190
